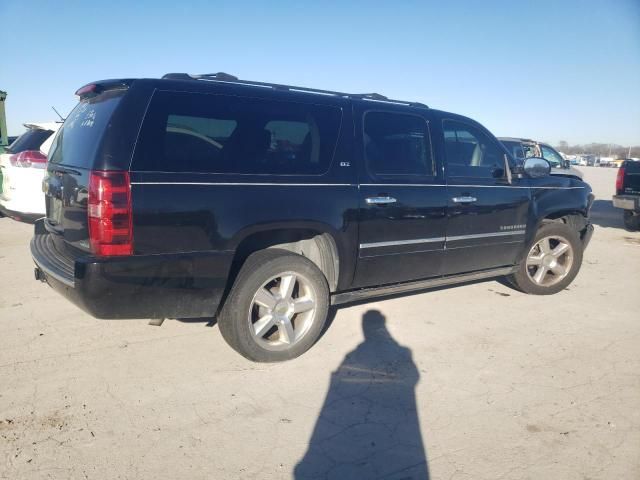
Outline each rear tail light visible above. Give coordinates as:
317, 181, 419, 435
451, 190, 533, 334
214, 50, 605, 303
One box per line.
88, 171, 133, 256
9, 150, 47, 169
616, 166, 625, 193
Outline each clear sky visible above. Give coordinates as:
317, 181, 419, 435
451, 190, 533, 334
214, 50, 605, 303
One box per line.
1, 0, 639, 145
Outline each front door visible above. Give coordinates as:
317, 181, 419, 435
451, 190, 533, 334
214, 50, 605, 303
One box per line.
354, 107, 448, 288
440, 119, 531, 275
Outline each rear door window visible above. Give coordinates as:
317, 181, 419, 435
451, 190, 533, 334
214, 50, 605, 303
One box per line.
48, 90, 125, 168
133, 91, 342, 175
6, 128, 54, 154
363, 111, 433, 177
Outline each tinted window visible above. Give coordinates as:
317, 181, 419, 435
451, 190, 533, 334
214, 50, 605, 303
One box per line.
163, 115, 237, 169
48, 90, 124, 168
6, 128, 53, 154
134, 91, 342, 175
443, 120, 505, 178
364, 112, 432, 177
626, 161, 640, 173
501, 140, 526, 160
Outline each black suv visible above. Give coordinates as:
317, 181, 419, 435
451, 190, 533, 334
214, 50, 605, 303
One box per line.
32, 73, 594, 362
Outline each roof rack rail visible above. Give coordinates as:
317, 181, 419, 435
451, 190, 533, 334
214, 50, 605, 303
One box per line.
162, 72, 239, 81
351, 93, 428, 108
160, 72, 428, 108
352, 93, 388, 101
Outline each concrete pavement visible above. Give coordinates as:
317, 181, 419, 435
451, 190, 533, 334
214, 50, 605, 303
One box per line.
1, 166, 638, 479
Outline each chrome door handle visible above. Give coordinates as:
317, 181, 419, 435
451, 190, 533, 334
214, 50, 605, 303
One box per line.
365, 196, 397, 205
452, 196, 477, 204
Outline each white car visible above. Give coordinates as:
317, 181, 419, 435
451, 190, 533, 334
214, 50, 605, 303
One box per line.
0, 122, 61, 221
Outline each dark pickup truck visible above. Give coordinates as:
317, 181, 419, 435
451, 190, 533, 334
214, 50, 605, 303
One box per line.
31, 73, 594, 362
613, 160, 640, 230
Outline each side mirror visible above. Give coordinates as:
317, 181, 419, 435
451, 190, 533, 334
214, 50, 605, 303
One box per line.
491, 167, 505, 178
563, 159, 571, 169
523, 157, 551, 178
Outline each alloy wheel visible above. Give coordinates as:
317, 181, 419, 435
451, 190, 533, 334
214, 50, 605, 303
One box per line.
248, 271, 317, 351
526, 235, 574, 287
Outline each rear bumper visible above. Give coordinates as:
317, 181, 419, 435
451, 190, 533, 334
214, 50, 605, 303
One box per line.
30, 220, 233, 319
612, 195, 640, 212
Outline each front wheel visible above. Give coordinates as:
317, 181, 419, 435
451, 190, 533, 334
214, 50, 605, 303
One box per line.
508, 222, 583, 295
218, 249, 330, 362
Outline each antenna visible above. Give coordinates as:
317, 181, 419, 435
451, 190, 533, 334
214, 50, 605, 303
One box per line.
52, 106, 65, 122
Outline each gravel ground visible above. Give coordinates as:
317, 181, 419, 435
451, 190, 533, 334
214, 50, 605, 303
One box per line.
0, 166, 638, 479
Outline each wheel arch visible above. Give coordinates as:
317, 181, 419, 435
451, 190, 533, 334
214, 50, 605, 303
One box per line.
531, 185, 593, 233
228, 224, 343, 292
535, 209, 589, 234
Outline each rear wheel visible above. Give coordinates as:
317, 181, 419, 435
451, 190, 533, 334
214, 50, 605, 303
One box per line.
623, 210, 640, 231
218, 249, 330, 362
508, 222, 583, 295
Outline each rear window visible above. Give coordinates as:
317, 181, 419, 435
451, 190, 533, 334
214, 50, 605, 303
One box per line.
6, 128, 53, 154
48, 90, 124, 168
626, 161, 640, 173
133, 91, 342, 175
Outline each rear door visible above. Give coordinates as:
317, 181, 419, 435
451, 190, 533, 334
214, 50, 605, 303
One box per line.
439, 119, 530, 275
354, 105, 447, 287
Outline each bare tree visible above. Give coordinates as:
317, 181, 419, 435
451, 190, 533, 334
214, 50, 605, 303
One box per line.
553, 142, 640, 158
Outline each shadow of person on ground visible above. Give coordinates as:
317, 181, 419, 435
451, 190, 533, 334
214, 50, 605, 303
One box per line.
295, 310, 429, 480
589, 199, 624, 230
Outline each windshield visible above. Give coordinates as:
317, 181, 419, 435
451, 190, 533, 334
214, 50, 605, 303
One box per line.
540, 145, 564, 168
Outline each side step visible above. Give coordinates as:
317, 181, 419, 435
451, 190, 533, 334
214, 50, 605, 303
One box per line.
330, 267, 516, 305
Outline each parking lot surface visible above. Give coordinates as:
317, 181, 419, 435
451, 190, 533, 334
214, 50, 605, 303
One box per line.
1, 167, 639, 479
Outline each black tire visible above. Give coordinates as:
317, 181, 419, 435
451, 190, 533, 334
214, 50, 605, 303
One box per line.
623, 210, 640, 231
507, 222, 583, 295
218, 248, 330, 362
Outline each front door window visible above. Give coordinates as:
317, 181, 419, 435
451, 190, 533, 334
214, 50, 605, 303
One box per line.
443, 120, 505, 178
